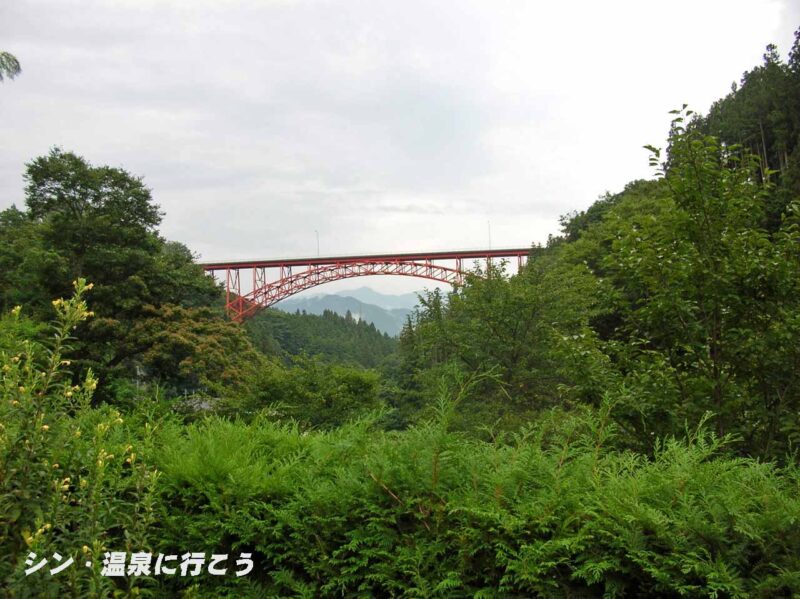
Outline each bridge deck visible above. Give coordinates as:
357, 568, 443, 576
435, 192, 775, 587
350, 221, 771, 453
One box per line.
200, 247, 533, 271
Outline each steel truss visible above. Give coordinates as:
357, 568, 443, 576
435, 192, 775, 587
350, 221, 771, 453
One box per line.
202, 248, 530, 322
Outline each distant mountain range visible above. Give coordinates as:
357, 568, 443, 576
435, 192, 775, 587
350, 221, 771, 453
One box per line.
275, 287, 426, 336
332, 287, 424, 310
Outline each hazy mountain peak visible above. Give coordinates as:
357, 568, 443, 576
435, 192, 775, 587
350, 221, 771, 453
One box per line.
275, 293, 415, 336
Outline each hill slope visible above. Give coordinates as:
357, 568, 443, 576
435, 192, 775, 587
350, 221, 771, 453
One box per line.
276, 294, 412, 336
245, 307, 397, 368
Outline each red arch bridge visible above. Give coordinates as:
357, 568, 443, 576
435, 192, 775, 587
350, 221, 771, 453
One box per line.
201, 248, 532, 322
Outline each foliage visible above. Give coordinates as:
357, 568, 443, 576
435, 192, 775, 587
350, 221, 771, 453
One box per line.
694, 29, 800, 229
403, 103, 800, 458
223, 353, 383, 430
155, 404, 800, 597
4, 286, 799, 596
246, 307, 397, 369
558, 179, 664, 243
398, 255, 606, 433
0, 149, 223, 400
0, 281, 164, 597
0, 206, 68, 315
115, 303, 266, 399
0, 51, 21, 82
595, 108, 800, 455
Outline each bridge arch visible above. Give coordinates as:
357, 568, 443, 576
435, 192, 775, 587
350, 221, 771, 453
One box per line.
201, 248, 530, 322
226, 260, 465, 321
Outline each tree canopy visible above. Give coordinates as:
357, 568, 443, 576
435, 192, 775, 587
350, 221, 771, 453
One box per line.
0, 51, 21, 82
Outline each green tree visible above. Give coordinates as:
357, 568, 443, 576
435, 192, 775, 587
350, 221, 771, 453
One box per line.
245, 306, 397, 368
0, 51, 21, 82
24, 148, 162, 286
602, 108, 800, 455
399, 254, 605, 431
696, 31, 800, 229
1, 149, 223, 400
0, 206, 68, 314
224, 353, 383, 429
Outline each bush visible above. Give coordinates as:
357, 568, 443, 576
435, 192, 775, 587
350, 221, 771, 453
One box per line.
3, 286, 799, 597
0, 281, 163, 597
156, 404, 800, 597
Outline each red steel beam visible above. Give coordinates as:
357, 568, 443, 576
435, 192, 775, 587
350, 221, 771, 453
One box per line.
200, 247, 535, 322
231, 260, 469, 321
200, 247, 532, 272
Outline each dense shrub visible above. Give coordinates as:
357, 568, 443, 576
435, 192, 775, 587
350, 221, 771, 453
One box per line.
3, 286, 800, 597
0, 281, 164, 597
156, 407, 800, 597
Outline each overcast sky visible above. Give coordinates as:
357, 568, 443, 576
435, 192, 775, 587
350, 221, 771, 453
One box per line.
1, 1, 797, 295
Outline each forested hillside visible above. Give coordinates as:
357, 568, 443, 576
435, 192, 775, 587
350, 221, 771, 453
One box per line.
276, 294, 413, 336
2, 32, 800, 597
247, 307, 397, 368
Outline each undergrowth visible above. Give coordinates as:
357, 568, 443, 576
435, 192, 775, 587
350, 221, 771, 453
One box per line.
156, 404, 800, 597
3, 287, 799, 597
